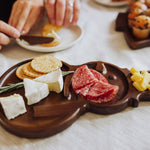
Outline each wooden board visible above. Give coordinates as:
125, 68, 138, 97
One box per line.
0, 60, 150, 138
116, 12, 150, 49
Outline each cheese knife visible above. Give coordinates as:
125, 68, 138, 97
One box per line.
19, 35, 54, 45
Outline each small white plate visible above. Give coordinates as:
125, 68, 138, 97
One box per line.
94, 0, 128, 7
16, 19, 83, 53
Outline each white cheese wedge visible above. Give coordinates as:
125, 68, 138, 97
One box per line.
0, 94, 27, 120
35, 68, 63, 93
24, 78, 49, 105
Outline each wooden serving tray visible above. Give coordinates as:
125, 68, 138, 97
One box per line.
0, 60, 150, 138
115, 12, 150, 49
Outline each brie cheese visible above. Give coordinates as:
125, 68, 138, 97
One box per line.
24, 78, 49, 105
0, 94, 27, 120
35, 68, 63, 93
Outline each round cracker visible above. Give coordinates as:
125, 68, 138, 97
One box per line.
40, 41, 60, 47
42, 24, 62, 37
31, 55, 62, 73
22, 62, 45, 78
16, 64, 33, 80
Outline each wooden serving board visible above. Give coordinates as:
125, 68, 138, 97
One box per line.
0, 60, 150, 138
115, 12, 150, 49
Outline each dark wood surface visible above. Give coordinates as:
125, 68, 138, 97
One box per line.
0, 60, 149, 138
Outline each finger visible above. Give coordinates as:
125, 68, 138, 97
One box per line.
71, 0, 80, 25
0, 33, 10, 45
8, 1, 19, 26
63, 0, 73, 27
0, 21, 20, 38
0, 45, 2, 50
8, 1, 24, 28
22, 6, 44, 34
45, 0, 56, 24
56, 0, 66, 26
15, 1, 32, 32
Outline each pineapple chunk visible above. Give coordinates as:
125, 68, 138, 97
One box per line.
140, 71, 150, 89
133, 82, 146, 92
130, 67, 150, 92
141, 70, 147, 75
131, 73, 143, 82
130, 67, 139, 75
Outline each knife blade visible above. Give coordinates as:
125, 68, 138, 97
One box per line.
19, 35, 54, 45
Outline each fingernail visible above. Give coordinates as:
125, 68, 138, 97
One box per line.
21, 30, 26, 35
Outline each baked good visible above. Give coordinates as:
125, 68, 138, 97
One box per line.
22, 62, 45, 78
128, 9, 144, 28
130, 15, 150, 39
145, 0, 150, 7
16, 64, 33, 80
31, 55, 62, 74
129, 0, 145, 5
112, 0, 127, 1
129, 2, 147, 11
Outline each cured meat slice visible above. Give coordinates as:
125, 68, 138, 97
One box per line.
75, 69, 108, 96
75, 83, 94, 96
90, 69, 108, 83
72, 65, 97, 90
86, 82, 119, 103
72, 65, 119, 103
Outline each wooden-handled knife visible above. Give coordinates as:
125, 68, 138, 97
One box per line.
19, 35, 54, 45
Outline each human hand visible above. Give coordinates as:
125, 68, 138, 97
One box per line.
0, 21, 20, 50
45, 0, 80, 27
9, 0, 45, 35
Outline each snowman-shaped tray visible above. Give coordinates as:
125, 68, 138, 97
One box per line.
0, 60, 149, 138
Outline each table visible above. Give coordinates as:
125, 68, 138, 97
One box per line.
1, 0, 150, 150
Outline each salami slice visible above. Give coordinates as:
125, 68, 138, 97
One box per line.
72, 65, 97, 90
86, 82, 119, 103
72, 65, 119, 103
75, 83, 94, 96
90, 69, 108, 83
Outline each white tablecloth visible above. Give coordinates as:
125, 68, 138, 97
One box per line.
1, 0, 150, 150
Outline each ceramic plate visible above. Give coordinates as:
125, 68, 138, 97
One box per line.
94, 0, 128, 7
16, 17, 83, 52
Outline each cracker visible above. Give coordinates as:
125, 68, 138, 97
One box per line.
40, 41, 60, 47
22, 62, 45, 78
16, 64, 33, 80
31, 55, 62, 73
42, 24, 62, 37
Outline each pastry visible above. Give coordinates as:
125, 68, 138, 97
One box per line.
128, 9, 144, 27
129, 2, 147, 11
130, 15, 150, 39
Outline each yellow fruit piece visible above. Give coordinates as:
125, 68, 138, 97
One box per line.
130, 67, 150, 92
130, 67, 139, 75
133, 82, 146, 92
140, 71, 150, 89
131, 73, 143, 82
141, 70, 147, 75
